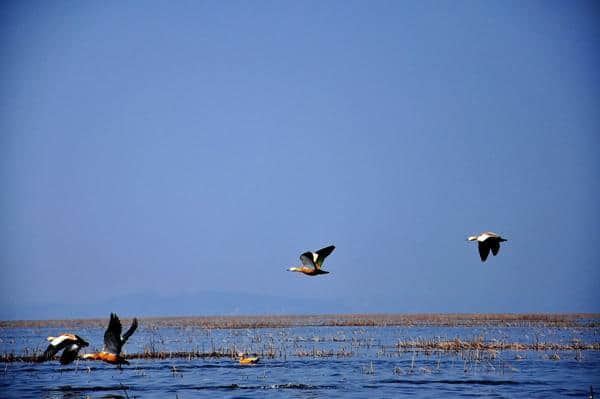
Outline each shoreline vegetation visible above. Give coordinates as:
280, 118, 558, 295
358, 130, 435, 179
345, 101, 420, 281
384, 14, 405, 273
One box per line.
2, 313, 599, 329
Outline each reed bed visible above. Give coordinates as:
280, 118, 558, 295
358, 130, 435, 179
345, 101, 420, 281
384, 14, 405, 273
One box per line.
0, 348, 270, 363
395, 338, 600, 351
2, 313, 598, 329
2, 337, 598, 363
294, 348, 354, 357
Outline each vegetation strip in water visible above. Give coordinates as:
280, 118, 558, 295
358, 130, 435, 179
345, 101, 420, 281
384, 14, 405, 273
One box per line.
2, 313, 599, 329
2, 338, 598, 363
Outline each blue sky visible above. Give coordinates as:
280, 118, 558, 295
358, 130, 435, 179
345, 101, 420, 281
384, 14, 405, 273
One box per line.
1, 1, 599, 319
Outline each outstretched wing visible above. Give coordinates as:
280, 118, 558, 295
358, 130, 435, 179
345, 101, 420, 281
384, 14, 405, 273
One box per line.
59, 343, 81, 365
314, 245, 335, 269
122, 318, 138, 345
478, 241, 490, 262
300, 252, 316, 269
42, 344, 60, 361
490, 240, 500, 256
42, 334, 76, 361
74, 335, 89, 347
104, 313, 123, 355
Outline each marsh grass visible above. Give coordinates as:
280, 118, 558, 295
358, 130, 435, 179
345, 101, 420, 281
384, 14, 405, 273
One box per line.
2, 314, 598, 365
2, 334, 598, 363
2, 313, 598, 329
394, 337, 600, 351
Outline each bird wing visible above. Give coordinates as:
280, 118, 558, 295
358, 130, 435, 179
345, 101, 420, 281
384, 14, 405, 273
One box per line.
59, 343, 81, 365
42, 334, 76, 360
490, 240, 500, 256
315, 245, 335, 269
104, 313, 123, 354
42, 344, 60, 360
122, 318, 138, 345
478, 241, 490, 262
300, 252, 317, 269
74, 335, 89, 347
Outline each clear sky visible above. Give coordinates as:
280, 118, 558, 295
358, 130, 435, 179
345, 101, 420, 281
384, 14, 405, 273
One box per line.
1, 1, 599, 319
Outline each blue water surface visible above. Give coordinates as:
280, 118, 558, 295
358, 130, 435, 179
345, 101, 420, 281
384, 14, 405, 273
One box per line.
1, 323, 598, 398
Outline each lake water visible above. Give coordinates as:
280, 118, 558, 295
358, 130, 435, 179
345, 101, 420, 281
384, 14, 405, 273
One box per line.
1, 320, 599, 398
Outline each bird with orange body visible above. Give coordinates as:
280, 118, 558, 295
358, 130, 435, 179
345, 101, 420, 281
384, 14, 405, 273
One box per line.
238, 353, 260, 364
83, 313, 138, 366
287, 245, 336, 276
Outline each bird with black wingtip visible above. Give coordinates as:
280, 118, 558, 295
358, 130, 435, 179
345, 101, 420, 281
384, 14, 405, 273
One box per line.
41, 333, 89, 365
467, 232, 507, 262
287, 245, 335, 276
83, 313, 138, 366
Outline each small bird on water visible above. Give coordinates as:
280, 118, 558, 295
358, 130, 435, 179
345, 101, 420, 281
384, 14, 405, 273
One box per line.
238, 353, 260, 364
467, 231, 507, 262
287, 245, 335, 276
83, 313, 138, 365
41, 333, 89, 365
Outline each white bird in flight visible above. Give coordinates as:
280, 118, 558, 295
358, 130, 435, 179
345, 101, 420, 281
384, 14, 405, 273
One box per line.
467, 232, 507, 262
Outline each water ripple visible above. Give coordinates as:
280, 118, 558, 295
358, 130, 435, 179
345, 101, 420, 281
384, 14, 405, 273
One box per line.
375, 378, 545, 386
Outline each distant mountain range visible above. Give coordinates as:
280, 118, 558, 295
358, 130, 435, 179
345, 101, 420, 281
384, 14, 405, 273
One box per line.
0, 291, 359, 321
4, 288, 565, 321
1, 290, 584, 320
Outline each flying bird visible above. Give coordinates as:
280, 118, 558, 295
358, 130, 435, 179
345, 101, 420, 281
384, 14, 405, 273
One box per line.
42, 334, 89, 365
83, 313, 138, 365
287, 245, 335, 276
467, 232, 507, 262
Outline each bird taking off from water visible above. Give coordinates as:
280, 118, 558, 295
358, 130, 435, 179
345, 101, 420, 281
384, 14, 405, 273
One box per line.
287, 245, 335, 276
467, 232, 507, 262
83, 313, 138, 365
42, 334, 89, 365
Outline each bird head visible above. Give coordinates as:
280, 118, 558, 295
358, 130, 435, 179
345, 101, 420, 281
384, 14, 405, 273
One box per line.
467, 236, 478, 241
